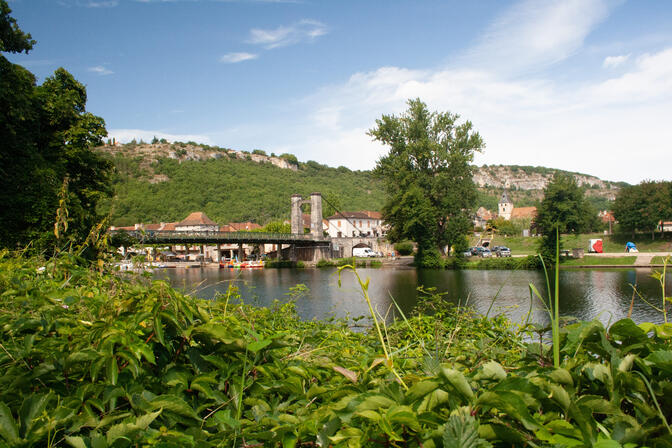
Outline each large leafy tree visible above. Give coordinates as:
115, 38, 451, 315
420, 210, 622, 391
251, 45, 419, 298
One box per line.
533, 174, 597, 261
0, 1, 112, 251
370, 99, 484, 262
613, 181, 672, 239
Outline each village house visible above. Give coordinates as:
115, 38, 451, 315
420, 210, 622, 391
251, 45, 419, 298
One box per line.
325, 211, 385, 238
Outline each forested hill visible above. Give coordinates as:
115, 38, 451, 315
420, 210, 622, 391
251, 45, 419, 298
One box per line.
97, 142, 624, 226
97, 142, 386, 227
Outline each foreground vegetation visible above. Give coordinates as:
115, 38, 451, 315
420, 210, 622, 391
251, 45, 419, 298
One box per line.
2, 253, 672, 447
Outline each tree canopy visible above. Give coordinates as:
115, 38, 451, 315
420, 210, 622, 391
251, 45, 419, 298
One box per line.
0, 1, 112, 251
613, 181, 672, 239
370, 99, 484, 263
533, 174, 597, 260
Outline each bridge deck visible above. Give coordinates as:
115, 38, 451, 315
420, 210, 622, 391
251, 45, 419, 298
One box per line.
111, 230, 331, 246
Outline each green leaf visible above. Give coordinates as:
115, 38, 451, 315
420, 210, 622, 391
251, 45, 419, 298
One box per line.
150, 395, 199, 420
19, 393, 52, 438
442, 412, 492, 448
65, 436, 89, 448
405, 380, 439, 404
282, 432, 297, 448
440, 368, 474, 401
474, 361, 506, 382
0, 402, 19, 444
646, 350, 672, 374
386, 405, 420, 432
106, 356, 118, 386
153, 314, 164, 346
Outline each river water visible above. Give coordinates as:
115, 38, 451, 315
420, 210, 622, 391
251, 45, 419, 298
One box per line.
154, 267, 670, 327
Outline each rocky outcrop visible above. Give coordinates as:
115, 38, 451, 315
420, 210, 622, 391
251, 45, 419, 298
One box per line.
96, 142, 298, 174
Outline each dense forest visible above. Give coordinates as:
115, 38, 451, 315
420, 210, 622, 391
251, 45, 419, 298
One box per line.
99, 152, 387, 226
99, 144, 618, 226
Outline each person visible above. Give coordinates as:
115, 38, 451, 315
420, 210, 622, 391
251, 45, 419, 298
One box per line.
625, 241, 638, 253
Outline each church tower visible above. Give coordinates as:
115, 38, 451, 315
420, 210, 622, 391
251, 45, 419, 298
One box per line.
498, 191, 513, 220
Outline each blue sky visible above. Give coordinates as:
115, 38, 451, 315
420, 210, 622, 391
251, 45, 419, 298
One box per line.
7, 0, 672, 184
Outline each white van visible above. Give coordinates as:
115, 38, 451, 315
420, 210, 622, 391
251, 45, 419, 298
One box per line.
353, 247, 377, 258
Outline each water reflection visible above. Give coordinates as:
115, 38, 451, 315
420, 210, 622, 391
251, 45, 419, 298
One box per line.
153, 267, 670, 327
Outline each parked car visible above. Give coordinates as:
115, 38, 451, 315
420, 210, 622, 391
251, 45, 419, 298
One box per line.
353, 247, 377, 257
493, 246, 511, 257
479, 248, 492, 258
470, 246, 492, 258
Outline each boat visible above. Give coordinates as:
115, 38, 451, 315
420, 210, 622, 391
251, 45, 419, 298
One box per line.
219, 259, 264, 269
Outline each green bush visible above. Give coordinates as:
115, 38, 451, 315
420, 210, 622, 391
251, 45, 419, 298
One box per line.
264, 260, 304, 268
414, 248, 444, 268
394, 241, 414, 255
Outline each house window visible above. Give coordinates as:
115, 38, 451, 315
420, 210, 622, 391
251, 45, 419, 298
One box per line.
367, 221, 370, 228
337, 231, 342, 237
359, 220, 362, 227
337, 220, 341, 227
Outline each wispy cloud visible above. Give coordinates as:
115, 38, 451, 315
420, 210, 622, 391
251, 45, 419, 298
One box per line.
88, 65, 114, 75
247, 19, 327, 49
248, 0, 672, 184
603, 53, 630, 68
465, 0, 613, 73
57, 0, 119, 7
220, 52, 258, 63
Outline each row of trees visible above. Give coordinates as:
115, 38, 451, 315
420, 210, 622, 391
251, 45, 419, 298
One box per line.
0, 1, 112, 252
613, 181, 672, 239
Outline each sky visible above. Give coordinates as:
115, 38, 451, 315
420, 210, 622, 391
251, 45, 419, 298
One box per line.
6, 0, 672, 184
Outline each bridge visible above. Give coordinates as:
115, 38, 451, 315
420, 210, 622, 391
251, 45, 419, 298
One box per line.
110, 230, 330, 246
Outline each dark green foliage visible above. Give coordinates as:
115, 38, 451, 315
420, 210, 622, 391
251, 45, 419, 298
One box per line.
393, 241, 414, 255
99, 155, 386, 226
613, 180, 672, 239
263, 260, 304, 268
371, 99, 484, 261
3, 254, 672, 447
0, 1, 35, 53
533, 175, 598, 262
0, 5, 112, 251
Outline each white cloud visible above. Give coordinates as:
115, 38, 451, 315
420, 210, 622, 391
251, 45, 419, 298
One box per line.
88, 65, 114, 75
219, 52, 258, 63
465, 0, 613, 72
247, 19, 327, 49
603, 54, 630, 68
108, 129, 213, 145
57, 0, 118, 7
246, 0, 672, 184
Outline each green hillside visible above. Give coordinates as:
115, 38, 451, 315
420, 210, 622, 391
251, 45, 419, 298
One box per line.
99, 143, 619, 227
99, 153, 386, 226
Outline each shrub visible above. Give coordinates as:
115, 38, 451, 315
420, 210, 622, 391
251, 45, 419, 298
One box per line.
394, 241, 414, 255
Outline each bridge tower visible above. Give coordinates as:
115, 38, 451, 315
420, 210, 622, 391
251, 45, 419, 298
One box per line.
290, 193, 323, 238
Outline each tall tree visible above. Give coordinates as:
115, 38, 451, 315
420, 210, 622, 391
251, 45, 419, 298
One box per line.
0, 0, 112, 251
370, 99, 484, 263
613, 181, 672, 239
533, 174, 597, 261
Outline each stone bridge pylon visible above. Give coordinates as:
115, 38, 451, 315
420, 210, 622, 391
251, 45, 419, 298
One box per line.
291, 192, 323, 238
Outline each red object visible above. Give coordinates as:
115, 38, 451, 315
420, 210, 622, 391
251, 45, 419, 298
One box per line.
593, 240, 603, 253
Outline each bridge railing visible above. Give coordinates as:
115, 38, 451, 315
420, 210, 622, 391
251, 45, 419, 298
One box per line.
110, 230, 329, 243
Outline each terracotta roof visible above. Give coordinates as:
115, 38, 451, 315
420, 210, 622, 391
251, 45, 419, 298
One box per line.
162, 222, 177, 231
228, 222, 261, 231
144, 223, 163, 230
511, 206, 537, 219
326, 211, 371, 220
177, 212, 217, 226
361, 210, 382, 219
114, 226, 136, 231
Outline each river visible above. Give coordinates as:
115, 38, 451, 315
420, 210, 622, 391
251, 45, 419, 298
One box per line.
153, 267, 670, 328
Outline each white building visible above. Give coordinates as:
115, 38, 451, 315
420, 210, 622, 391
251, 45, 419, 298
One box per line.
325, 211, 385, 238
498, 192, 513, 220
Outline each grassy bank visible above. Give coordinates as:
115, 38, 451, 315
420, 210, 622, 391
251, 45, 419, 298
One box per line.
560, 255, 637, 266
1, 253, 672, 447
473, 231, 672, 256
